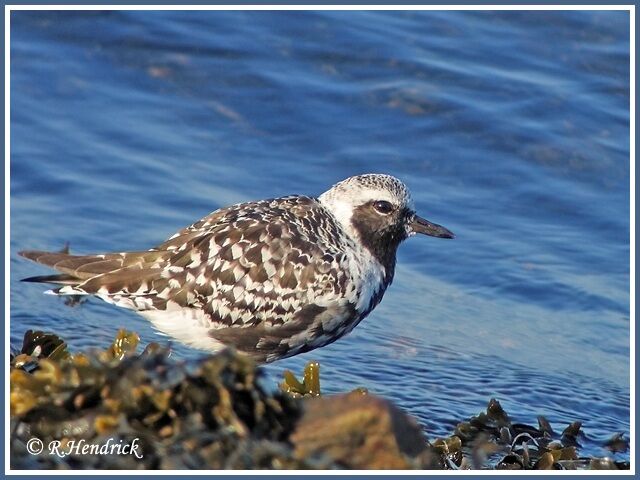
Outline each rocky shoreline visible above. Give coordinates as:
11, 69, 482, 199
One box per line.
10, 330, 630, 470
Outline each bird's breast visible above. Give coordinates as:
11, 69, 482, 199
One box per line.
348, 248, 389, 316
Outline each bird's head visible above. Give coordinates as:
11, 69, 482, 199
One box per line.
319, 173, 454, 268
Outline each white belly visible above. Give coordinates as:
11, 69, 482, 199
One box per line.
138, 308, 226, 352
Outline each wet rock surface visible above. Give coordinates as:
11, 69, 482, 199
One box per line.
291, 392, 442, 469
10, 330, 630, 470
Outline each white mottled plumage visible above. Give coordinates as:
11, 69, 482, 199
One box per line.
19, 174, 454, 363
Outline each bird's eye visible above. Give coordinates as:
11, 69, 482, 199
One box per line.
373, 200, 394, 215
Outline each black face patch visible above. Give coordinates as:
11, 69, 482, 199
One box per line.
350, 202, 409, 276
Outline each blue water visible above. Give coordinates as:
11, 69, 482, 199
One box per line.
10, 10, 630, 460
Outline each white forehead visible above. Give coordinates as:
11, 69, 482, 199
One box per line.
318, 174, 415, 241
319, 174, 414, 209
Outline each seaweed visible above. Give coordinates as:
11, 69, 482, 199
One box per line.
10, 329, 306, 469
433, 398, 629, 470
280, 362, 369, 398
280, 361, 321, 397
9, 329, 630, 470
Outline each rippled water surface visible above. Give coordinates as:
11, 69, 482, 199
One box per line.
10, 10, 630, 459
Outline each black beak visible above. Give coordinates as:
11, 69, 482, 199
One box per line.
410, 215, 455, 239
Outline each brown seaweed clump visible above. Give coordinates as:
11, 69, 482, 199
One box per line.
10, 329, 327, 469
432, 398, 630, 470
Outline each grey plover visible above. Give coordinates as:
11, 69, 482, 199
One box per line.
20, 174, 454, 363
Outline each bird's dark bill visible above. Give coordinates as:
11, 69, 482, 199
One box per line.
411, 215, 455, 239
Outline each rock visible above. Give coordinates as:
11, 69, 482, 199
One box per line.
291, 392, 442, 469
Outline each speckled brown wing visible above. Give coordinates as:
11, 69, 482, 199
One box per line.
146, 195, 360, 361
148, 196, 355, 323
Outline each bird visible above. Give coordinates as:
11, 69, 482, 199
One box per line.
19, 174, 454, 363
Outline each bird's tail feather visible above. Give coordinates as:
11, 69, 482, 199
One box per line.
21, 273, 81, 285
19, 248, 171, 296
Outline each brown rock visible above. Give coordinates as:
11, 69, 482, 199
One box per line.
291, 392, 442, 469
